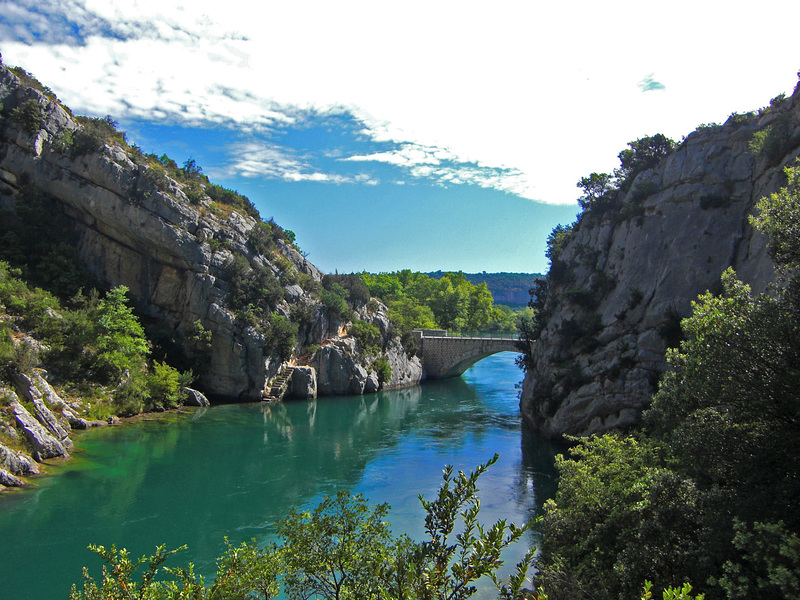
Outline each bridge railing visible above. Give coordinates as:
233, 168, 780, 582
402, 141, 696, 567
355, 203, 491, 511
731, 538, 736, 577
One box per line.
415, 329, 519, 341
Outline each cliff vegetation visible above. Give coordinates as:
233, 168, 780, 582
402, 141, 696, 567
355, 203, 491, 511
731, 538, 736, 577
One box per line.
0, 57, 423, 491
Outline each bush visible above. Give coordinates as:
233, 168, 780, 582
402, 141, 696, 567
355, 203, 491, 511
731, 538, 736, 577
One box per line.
10, 99, 42, 134
146, 361, 188, 409
749, 114, 793, 165
373, 357, 392, 387
72, 115, 127, 155
263, 313, 297, 362
349, 319, 382, 355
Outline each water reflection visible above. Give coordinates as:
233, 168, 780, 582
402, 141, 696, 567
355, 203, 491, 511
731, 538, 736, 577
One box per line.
0, 353, 560, 599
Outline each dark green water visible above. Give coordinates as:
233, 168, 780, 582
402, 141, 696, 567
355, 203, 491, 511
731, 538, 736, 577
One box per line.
0, 352, 562, 599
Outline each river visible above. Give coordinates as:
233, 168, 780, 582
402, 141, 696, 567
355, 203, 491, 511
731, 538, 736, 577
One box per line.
0, 352, 563, 599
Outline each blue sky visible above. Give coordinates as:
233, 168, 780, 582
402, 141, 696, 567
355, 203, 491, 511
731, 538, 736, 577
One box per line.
1, 0, 799, 274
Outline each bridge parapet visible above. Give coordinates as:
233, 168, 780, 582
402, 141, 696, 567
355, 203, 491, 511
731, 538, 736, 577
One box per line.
414, 330, 520, 379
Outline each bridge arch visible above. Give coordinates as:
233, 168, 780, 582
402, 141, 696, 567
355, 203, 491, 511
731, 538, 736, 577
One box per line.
414, 330, 520, 379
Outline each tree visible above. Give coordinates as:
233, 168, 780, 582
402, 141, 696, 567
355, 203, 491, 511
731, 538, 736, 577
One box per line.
577, 172, 613, 209
538, 435, 702, 600
10, 99, 42, 134
614, 134, 675, 189
94, 286, 150, 383
749, 160, 800, 268
279, 491, 395, 600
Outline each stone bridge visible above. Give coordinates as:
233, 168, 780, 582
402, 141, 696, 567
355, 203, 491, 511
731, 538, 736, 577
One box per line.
414, 329, 521, 379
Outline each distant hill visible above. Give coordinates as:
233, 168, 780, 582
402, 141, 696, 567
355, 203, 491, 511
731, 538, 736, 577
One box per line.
426, 271, 542, 307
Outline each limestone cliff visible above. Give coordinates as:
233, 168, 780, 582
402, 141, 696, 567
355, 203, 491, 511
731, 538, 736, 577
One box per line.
520, 84, 800, 439
0, 64, 422, 411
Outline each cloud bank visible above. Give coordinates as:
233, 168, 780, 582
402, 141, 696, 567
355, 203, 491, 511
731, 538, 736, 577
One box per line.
2, 0, 799, 205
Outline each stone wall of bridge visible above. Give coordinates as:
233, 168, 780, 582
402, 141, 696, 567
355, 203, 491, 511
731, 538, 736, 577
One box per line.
417, 334, 520, 379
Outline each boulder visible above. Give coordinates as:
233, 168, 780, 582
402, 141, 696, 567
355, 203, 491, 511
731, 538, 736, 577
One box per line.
0, 468, 25, 488
183, 387, 211, 407
313, 339, 368, 396
11, 400, 69, 461
288, 366, 317, 399
0, 442, 39, 475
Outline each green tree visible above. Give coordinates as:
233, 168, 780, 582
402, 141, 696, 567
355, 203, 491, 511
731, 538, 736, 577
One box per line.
577, 172, 613, 209
614, 134, 675, 189
538, 435, 702, 600
10, 99, 42, 134
279, 491, 395, 600
94, 286, 150, 383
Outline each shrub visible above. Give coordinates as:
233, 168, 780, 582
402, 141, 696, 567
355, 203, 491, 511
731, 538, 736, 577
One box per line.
749, 114, 793, 165
10, 99, 42, 134
72, 115, 126, 155
349, 320, 382, 355
263, 313, 297, 362
146, 361, 188, 409
373, 357, 392, 387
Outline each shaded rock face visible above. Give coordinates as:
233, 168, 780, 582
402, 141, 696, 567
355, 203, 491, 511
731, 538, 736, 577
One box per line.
520, 89, 800, 439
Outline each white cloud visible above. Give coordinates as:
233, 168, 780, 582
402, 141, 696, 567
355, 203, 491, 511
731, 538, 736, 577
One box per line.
2, 0, 799, 205
215, 141, 379, 185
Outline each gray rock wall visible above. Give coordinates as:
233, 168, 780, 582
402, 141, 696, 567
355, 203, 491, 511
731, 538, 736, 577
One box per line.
520, 87, 800, 439
0, 65, 424, 402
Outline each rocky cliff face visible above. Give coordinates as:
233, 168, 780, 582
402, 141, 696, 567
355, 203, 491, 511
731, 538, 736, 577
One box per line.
0, 65, 422, 412
520, 85, 800, 439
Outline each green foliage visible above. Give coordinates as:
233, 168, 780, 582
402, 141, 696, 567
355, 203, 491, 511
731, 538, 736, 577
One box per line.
545, 224, 574, 265
349, 319, 382, 355
94, 286, 150, 382
72, 115, 126, 155
147, 361, 189, 409
614, 134, 675, 190
279, 490, 395, 600
373, 357, 392, 387
226, 255, 284, 313
714, 520, 800, 599
70, 457, 532, 600
10, 99, 42, 134
577, 172, 613, 209
323, 273, 371, 307
205, 183, 260, 220
68, 544, 196, 600
263, 313, 297, 361
750, 160, 800, 268
539, 435, 703, 600
321, 287, 353, 322
749, 114, 794, 165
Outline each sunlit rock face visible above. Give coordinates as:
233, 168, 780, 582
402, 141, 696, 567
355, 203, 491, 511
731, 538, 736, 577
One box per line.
520, 87, 800, 439
0, 65, 421, 402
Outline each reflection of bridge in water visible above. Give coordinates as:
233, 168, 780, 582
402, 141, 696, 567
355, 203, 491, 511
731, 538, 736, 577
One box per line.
414, 329, 521, 379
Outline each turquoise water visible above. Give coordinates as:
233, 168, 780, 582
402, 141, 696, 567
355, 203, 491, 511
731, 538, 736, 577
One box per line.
0, 352, 562, 599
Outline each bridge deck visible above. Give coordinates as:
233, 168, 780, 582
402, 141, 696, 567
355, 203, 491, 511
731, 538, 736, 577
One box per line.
414, 330, 521, 379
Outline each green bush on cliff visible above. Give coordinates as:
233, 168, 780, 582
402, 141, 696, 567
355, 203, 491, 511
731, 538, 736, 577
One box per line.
10, 99, 42, 134
349, 319, 382, 355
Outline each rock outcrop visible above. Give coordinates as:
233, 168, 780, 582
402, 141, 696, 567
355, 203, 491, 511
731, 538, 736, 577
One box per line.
0, 64, 423, 404
520, 85, 800, 439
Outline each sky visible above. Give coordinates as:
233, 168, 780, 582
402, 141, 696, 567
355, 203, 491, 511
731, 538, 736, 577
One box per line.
1, 1, 799, 275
